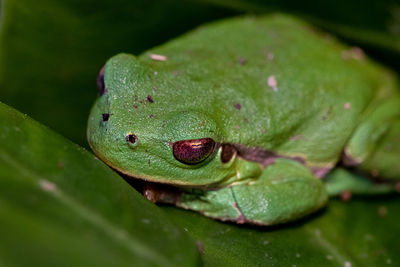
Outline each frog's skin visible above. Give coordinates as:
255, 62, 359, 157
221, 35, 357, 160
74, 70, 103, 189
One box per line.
88, 14, 400, 225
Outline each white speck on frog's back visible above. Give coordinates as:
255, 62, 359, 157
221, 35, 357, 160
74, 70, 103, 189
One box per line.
149, 53, 167, 61
267, 75, 278, 92
344, 102, 351, 110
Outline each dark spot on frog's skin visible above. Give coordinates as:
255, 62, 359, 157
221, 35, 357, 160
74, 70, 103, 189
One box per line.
238, 58, 247, 65
126, 134, 138, 144
234, 103, 241, 110
102, 113, 110, 122
148, 159, 151, 167
200, 121, 205, 126
146, 95, 154, 103
149, 114, 155, 118
133, 105, 138, 109
244, 118, 249, 123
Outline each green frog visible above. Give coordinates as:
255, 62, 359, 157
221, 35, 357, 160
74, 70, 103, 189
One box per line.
87, 14, 400, 225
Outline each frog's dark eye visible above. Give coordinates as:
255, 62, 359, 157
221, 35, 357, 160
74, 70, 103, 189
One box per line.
97, 66, 105, 95
220, 144, 236, 163
173, 138, 216, 165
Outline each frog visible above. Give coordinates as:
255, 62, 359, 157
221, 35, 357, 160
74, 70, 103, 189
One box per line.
87, 14, 400, 226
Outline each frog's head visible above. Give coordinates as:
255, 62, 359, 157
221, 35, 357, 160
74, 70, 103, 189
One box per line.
87, 54, 262, 187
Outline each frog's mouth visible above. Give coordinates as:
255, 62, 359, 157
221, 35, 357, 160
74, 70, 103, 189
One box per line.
232, 144, 332, 178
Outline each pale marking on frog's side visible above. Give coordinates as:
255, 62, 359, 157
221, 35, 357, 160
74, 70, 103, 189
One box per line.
344, 102, 351, 110
267, 75, 278, 91
148, 53, 167, 61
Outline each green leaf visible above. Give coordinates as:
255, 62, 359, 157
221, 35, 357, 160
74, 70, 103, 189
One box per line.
0, 102, 200, 266
164, 196, 400, 266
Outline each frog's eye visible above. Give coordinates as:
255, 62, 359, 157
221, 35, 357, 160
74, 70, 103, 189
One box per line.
97, 66, 105, 95
220, 144, 236, 163
173, 138, 216, 165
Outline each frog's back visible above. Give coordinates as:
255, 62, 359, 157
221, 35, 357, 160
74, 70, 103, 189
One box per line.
137, 14, 399, 170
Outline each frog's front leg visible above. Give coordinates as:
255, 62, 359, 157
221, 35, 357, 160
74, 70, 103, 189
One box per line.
152, 159, 328, 225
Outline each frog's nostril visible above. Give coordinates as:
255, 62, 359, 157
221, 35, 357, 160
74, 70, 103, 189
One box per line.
126, 134, 138, 144
102, 113, 110, 122
97, 66, 105, 95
